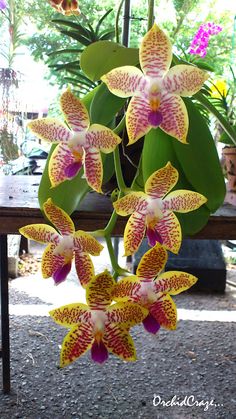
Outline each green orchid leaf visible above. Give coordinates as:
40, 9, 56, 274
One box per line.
142, 128, 210, 236
90, 83, 125, 125
95, 9, 113, 36
80, 41, 139, 81
52, 19, 92, 39
48, 48, 84, 57
173, 98, 226, 212
59, 30, 91, 46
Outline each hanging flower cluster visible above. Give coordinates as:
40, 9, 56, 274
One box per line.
189, 22, 222, 58
21, 23, 209, 367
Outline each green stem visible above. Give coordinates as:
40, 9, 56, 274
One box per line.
147, 0, 155, 31
105, 234, 128, 278
195, 92, 236, 146
115, 0, 125, 43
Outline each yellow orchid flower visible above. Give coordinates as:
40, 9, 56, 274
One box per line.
102, 23, 208, 145
19, 198, 103, 286
113, 162, 207, 256
50, 271, 148, 366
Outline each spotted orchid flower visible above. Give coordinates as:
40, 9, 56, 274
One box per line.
113, 162, 207, 256
28, 89, 121, 193
101, 23, 208, 145
49, 0, 81, 15
19, 198, 103, 286
113, 243, 197, 334
50, 270, 148, 366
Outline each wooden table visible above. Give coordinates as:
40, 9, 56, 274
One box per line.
1, 175, 236, 393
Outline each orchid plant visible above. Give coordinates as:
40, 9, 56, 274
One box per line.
19, 1, 235, 367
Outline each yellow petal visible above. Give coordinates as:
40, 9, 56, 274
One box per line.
73, 231, 103, 255
60, 88, 90, 132
113, 276, 141, 303
75, 252, 95, 288
86, 124, 121, 153
159, 93, 189, 143
83, 147, 103, 193
43, 198, 75, 235
27, 118, 71, 143
59, 323, 93, 367
155, 271, 197, 295
49, 302, 89, 327
103, 324, 137, 362
145, 162, 178, 198
163, 65, 209, 97
113, 191, 147, 216
123, 211, 146, 256
126, 95, 151, 145
140, 23, 172, 79
163, 190, 207, 212
150, 294, 177, 330
101, 66, 144, 98
86, 270, 115, 310
106, 302, 148, 327
137, 243, 168, 279
19, 224, 59, 244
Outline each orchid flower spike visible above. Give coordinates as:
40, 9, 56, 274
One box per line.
102, 23, 209, 145
113, 243, 197, 334
113, 162, 207, 256
28, 89, 121, 193
50, 270, 148, 366
19, 198, 103, 286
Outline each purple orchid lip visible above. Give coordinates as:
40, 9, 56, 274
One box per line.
147, 227, 163, 247
64, 161, 82, 179
148, 110, 163, 128
143, 313, 160, 334
91, 339, 108, 364
53, 262, 72, 285
0, 0, 7, 10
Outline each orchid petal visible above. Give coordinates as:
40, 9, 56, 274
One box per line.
113, 276, 142, 303
107, 302, 148, 327
59, 323, 93, 367
126, 95, 152, 144
19, 224, 59, 244
143, 313, 160, 334
163, 65, 209, 97
85, 124, 121, 153
113, 192, 148, 216
83, 147, 103, 193
103, 324, 137, 361
60, 88, 89, 132
159, 93, 188, 143
124, 211, 146, 256
28, 118, 71, 143
73, 231, 103, 255
136, 243, 168, 279
145, 162, 178, 198
163, 190, 207, 212
150, 294, 177, 330
86, 270, 115, 310
75, 252, 94, 288
53, 261, 72, 285
152, 210, 182, 254
41, 243, 58, 278
91, 339, 108, 364
43, 198, 75, 235
140, 23, 172, 79
101, 66, 144, 98
155, 271, 197, 295
49, 303, 90, 327
49, 143, 81, 187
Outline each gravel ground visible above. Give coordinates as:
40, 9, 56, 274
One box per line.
0, 246, 236, 418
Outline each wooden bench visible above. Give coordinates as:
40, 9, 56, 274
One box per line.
1, 175, 236, 393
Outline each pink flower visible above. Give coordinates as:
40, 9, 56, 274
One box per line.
189, 22, 222, 58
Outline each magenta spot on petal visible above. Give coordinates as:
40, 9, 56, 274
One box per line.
147, 227, 163, 247
53, 262, 71, 285
143, 313, 160, 334
148, 110, 163, 128
65, 161, 82, 179
91, 340, 108, 364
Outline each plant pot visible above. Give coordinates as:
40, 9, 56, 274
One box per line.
222, 146, 236, 206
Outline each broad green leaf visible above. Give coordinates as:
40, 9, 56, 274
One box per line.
90, 83, 125, 125
80, 41, 139, 81
173, 98, 226, 212
142, 129, 210, 236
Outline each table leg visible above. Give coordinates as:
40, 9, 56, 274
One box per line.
0, 235, 10, 393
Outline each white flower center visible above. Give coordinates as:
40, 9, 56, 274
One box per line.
68, 131, 86, 152
147, 197, 164, 220
90, 310, 107, 334
139, 280, 157, 305
53, 235, 74, 260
